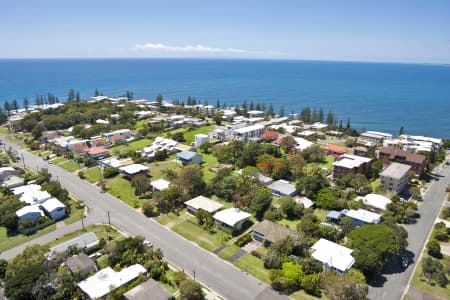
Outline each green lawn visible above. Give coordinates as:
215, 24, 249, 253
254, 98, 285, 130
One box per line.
84, 166, 102, 183
63, 200, 86, 224
291, 290, 327, 300
313, 209, 329, 222
218, 244, 241, 260
234, 253, 271, 283
157, 212, 182, 226
149, 161, 180, 179
277, 218, 299, 230
159, 268, 179, 295
0, 224, 57, 252
201, 153, 219, 182
183, 125, 213, 144
105, 175, 147, 208
108, 138, 153, 155
410, 253, 450, 299
51, 157, 67, 164
172, 220, 226, 251
0, 127, 9, 135
60, 160, 82, 172
306, 155, 334, 174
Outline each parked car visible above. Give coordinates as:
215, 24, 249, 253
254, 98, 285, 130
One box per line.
401, 256, 409, 268
143, 240, 153, 247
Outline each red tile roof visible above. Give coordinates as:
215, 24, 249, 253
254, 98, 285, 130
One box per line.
262, 130, 279, 139
112, 134, 127, 141
86, 147, 108, 155
323, 144, 348, 154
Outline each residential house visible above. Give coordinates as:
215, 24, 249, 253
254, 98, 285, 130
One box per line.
66, 254, 98, 276
399, 135, 442, 154
150, 178, 170, 192
50, 232, 99, 255
252, 220, 297, 244
235, 169, 273, 186
184, 196, 224, 214
85, 147, 109, 159
119, 164, 149, 179
72, 144, 90, 156
111, 134, 128, 145
357, 194, 392, 211
358, 131, 393, 144
0, 167, 21, 182
1, 175, 24, 189
40, 198, 67, 220
294, 137, 314, 152
141, 137, 178, 158
326, 210, 345, 223
378, 147, 426, 176
233, 124, 265, 142
176, 151, 202, 165
213, 208, 251, 231
332, 154, 372, 178
248, 110, 265, 118
311, 238, 355, 274
78, 264, 147, 299
267, 180, 297, 197
379, 162, 411, 194
90, 138, 107, 148
16, 205, 44, 223
103, 129, 131, 142
310, 122, 328, 131
194, 134, 209, 148
353, 146, 374, 157
343, 209, 381, 227
261, 130, 279, 141
99, 157, 134, 170
323, 144, 348, 158
124, 279, 173, 300
294, 196, 314, 209
12, 183, 41, 197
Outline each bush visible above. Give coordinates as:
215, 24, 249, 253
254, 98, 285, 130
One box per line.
422, 257, 448, 287
78, 170, 85, 179
441, 207, 450, 220
172, 271, 188, 287
427, 240, 442, 258
179, 279, 203, 300
301, 274, 322, 297
103, 166, 119, 178
235, 232, 252, 247
142, 201, 159, 217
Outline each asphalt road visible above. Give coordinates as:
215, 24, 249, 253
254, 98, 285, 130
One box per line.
367, 160, 450, 300
0, 139, 289, 300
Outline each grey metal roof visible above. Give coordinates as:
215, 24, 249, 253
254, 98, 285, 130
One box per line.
124, 279, 172, 300
379, 162, 411, 180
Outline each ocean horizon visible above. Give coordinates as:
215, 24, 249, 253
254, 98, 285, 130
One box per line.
0, 58, 449, 138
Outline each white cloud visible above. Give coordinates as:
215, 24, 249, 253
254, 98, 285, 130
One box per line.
131, 42, 286, 57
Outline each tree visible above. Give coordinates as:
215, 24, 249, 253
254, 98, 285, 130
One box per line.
315, 188, 336, 209
321, 269, 368, 300
0, 258, 7, 280
172, 131, 185, 142
67, 88, 75, 102
179, 279, 204, 300
131, 174, 151, 195
290, 153, 306, 179
296, 171, 328, 199
280, 196, 303, 219
370, 160, 383, 178
279, 105, 285, 117
174, 165, 206, 200
213, 112, 222, 125
75, 91, 81, 102
103, 166, 119, 178
250, 188, 272, 220
199, 142, 212, 154
282, 261, 304, 291
422, 257, 448, 287
409, 185, 421, 200
280, 135, 296, 153
346, 117, 351, 130
427, 239, 441, 258
301, 274, 322, 297
3, 100, 11, 116
399, 125, 404, 136
268, 103, 274, 117
22, 98, 29, 111
12, 99, 18, 112
142, 201, 158, 217
31, 123, 46, 140
348, 224, 403, 276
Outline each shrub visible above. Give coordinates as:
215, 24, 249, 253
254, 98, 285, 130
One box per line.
103, 166, 119, 178
172, 271, 188, 287
235, 232, 252, 247
427, 240, 442, 258
142, 201, 159, 217
251, 250, 263, 259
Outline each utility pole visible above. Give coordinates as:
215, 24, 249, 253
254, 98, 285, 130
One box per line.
107, 211, 111, 226
193, 270, 196, 281
21, 154, 25, 168
81, 210, 85, 230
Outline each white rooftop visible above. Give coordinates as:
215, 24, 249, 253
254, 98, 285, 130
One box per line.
294, 196, 314, 209
234, 124, 265, 134
213, 208, 251, 227
344, 208, 381, 224
20, 189, 52, 205
16, 205, 44, 218
185, 196, 224, 213
119, 164, 149, 175
40, 197, 66, 212
150, 178, 170, 191
78, 264, 146, 299
311, 238, 355, 273
294, 137, 314, 151
333, 154, 372, 169
358, 194, 392, 210
0, 167, 16, 174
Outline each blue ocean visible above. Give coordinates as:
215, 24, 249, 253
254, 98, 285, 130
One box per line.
0, 58, 449, 138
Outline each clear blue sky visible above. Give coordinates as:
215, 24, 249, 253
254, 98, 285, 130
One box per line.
1, 0, 449, 63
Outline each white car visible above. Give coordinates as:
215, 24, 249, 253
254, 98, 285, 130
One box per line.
143, 240, 153, 247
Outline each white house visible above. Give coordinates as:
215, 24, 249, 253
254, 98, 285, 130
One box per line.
248, 110, 265, 118
16, 205, 44, 223
233, 124, 265, 142
12, 184, 41, 197
78, 264, 147, 299
357, 194, 392, 211
267, 180, 297, 197
379, 162, 411, 194
119, 164, 149, 178
213, 208, 251, 231
311, 239, 355, 274
194, 134, 209, 148
184, 196, 224, 214
344, 209, 381, 227
20, 189, 52, 205
294, 137, 314, 152
103, 129, 131, 141
41, 198, 66, 220
150, 178, 170, 192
